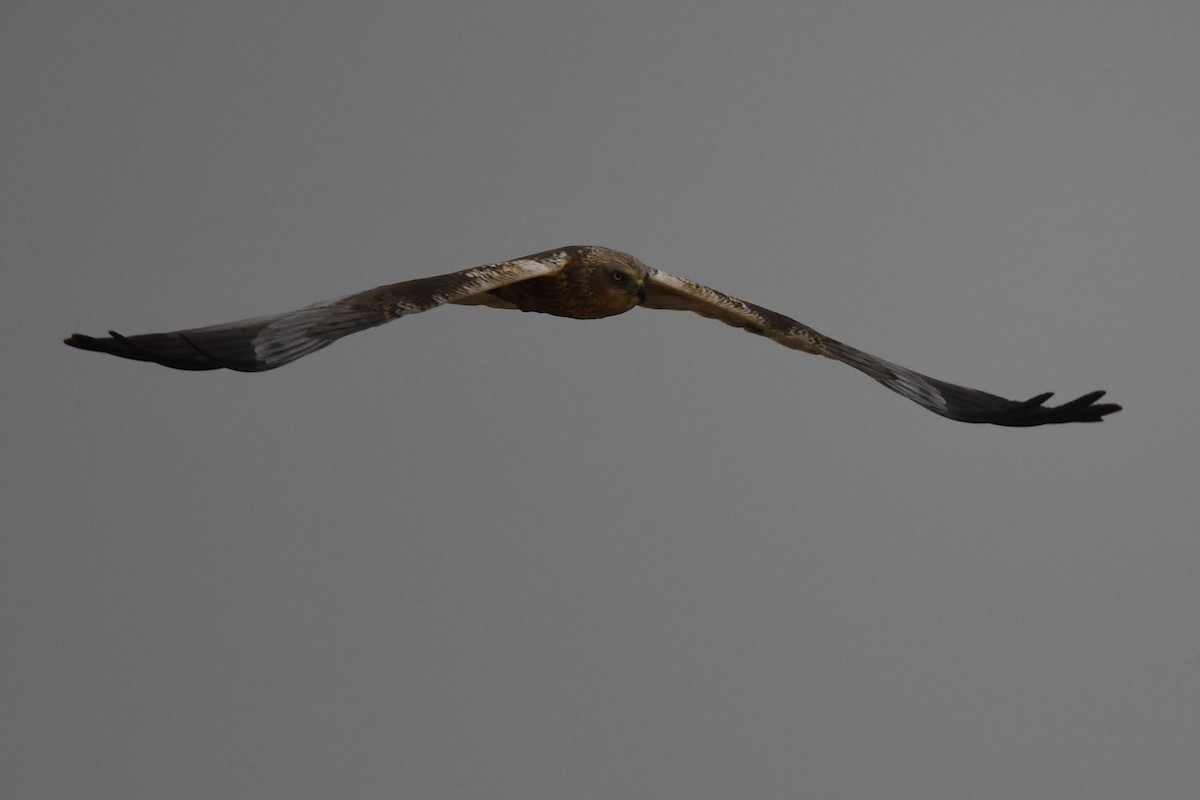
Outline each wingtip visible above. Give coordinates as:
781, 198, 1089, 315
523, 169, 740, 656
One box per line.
1050, 389, 1122, 424
1084, 390, 1122, 421
64, 332, 102, 351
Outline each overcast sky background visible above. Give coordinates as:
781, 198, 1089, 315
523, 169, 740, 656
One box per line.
4, 2, 1198, 798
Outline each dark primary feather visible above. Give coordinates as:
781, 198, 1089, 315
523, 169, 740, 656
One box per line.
817, 339, 1119, 426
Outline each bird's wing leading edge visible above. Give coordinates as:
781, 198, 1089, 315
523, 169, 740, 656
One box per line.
641, 269, 1120, 426
63, 252, 570, 372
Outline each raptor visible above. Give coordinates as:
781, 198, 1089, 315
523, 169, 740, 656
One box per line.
65, 245, 1120, 427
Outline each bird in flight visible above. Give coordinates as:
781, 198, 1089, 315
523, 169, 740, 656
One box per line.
64, 245, 1120, 426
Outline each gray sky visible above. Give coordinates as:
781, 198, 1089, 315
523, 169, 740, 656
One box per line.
4, 2, 1198, 798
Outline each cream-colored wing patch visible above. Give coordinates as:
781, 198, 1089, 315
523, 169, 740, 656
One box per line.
642, 269, 825, 353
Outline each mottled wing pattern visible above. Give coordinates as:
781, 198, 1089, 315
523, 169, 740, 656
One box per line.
642, 269, 1119, 426
641, 270, 827, 352
64, 252, 570, 372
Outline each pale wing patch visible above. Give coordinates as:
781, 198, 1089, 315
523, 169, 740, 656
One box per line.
642, 269, 825, 353
819, 340, 951, 413
395, 255, 568, 315
251, 301, 374, 366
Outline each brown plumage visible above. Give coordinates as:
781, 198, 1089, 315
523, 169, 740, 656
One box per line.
64, 245, 1121, 426
479, 247, 648, 319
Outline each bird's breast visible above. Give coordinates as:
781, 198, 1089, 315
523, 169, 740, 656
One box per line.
488, 276, 636, 320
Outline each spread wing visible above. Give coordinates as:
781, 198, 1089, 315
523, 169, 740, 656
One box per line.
642, 269, 1120, 426
63, 251, 570, 372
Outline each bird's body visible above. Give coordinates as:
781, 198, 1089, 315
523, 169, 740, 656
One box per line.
470, 248, 647, 319
65, 245, 1120, 427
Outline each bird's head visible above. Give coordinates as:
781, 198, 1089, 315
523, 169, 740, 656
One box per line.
575, 246, 648, 311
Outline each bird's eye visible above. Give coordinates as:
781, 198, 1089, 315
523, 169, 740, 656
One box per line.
610, 270, 626, 283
